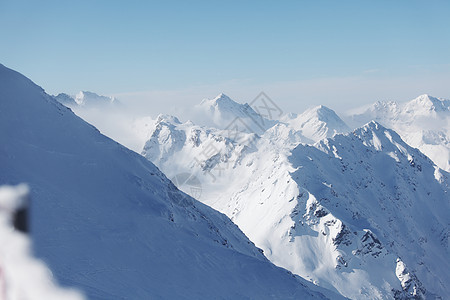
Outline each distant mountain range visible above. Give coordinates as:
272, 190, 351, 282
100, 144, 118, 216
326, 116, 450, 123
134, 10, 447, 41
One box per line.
133, 93, 449, 299
54, 91, 119, 107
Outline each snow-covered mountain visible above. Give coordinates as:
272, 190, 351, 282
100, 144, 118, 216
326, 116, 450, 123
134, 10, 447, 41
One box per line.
54, 91, 119, 107
141, 114, 259, 182
282, 105, 350, 143
346, 94, 450, 171
193, 93, 277, 134
139, 95, 449, 299
0, 64, 341, 299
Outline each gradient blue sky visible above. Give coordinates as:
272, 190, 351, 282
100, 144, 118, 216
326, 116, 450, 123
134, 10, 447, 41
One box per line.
1, 0, 449, 113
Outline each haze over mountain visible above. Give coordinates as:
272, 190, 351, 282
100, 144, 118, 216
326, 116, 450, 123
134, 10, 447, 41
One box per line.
0, 64, 341, 299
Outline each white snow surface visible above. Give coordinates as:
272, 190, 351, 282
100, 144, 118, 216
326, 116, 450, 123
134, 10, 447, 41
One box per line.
140, 95, 449, 299
0, 64, 340, 300
345, 94, 450, 171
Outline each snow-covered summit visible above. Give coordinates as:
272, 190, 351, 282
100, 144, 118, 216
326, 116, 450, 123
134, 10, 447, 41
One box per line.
201, 92, 237, 107
404, 94, 450, 116
195, 93, 277, 134
328, 120, 421, 159
155, 113, 182, 125
282, 105, 350, 142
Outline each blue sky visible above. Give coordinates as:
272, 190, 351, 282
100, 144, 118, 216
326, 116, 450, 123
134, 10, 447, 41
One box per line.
1, 0, 449, 113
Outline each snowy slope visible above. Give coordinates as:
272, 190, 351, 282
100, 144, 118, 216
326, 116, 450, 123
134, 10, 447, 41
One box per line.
282, 105, 350, 142
0, 64, 340, 300
346, 94, 450, 171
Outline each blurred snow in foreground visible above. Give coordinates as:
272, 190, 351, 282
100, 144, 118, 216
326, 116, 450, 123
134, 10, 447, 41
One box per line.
0, 185, 84, 300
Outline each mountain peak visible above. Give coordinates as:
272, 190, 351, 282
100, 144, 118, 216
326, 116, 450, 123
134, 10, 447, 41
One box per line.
363, 120, 383, 130
284, 105, 350, 142
412, 94, 439, 106
155, 114, 181, 125
414, 93, 434, 101
308, 105, 342, 121
195, 93, 275, 134
351, 121, 408, 152
209, 93, 245, 109
356, 120, 394, 137
406, 94, 449, 113
213, 92, 232, 102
